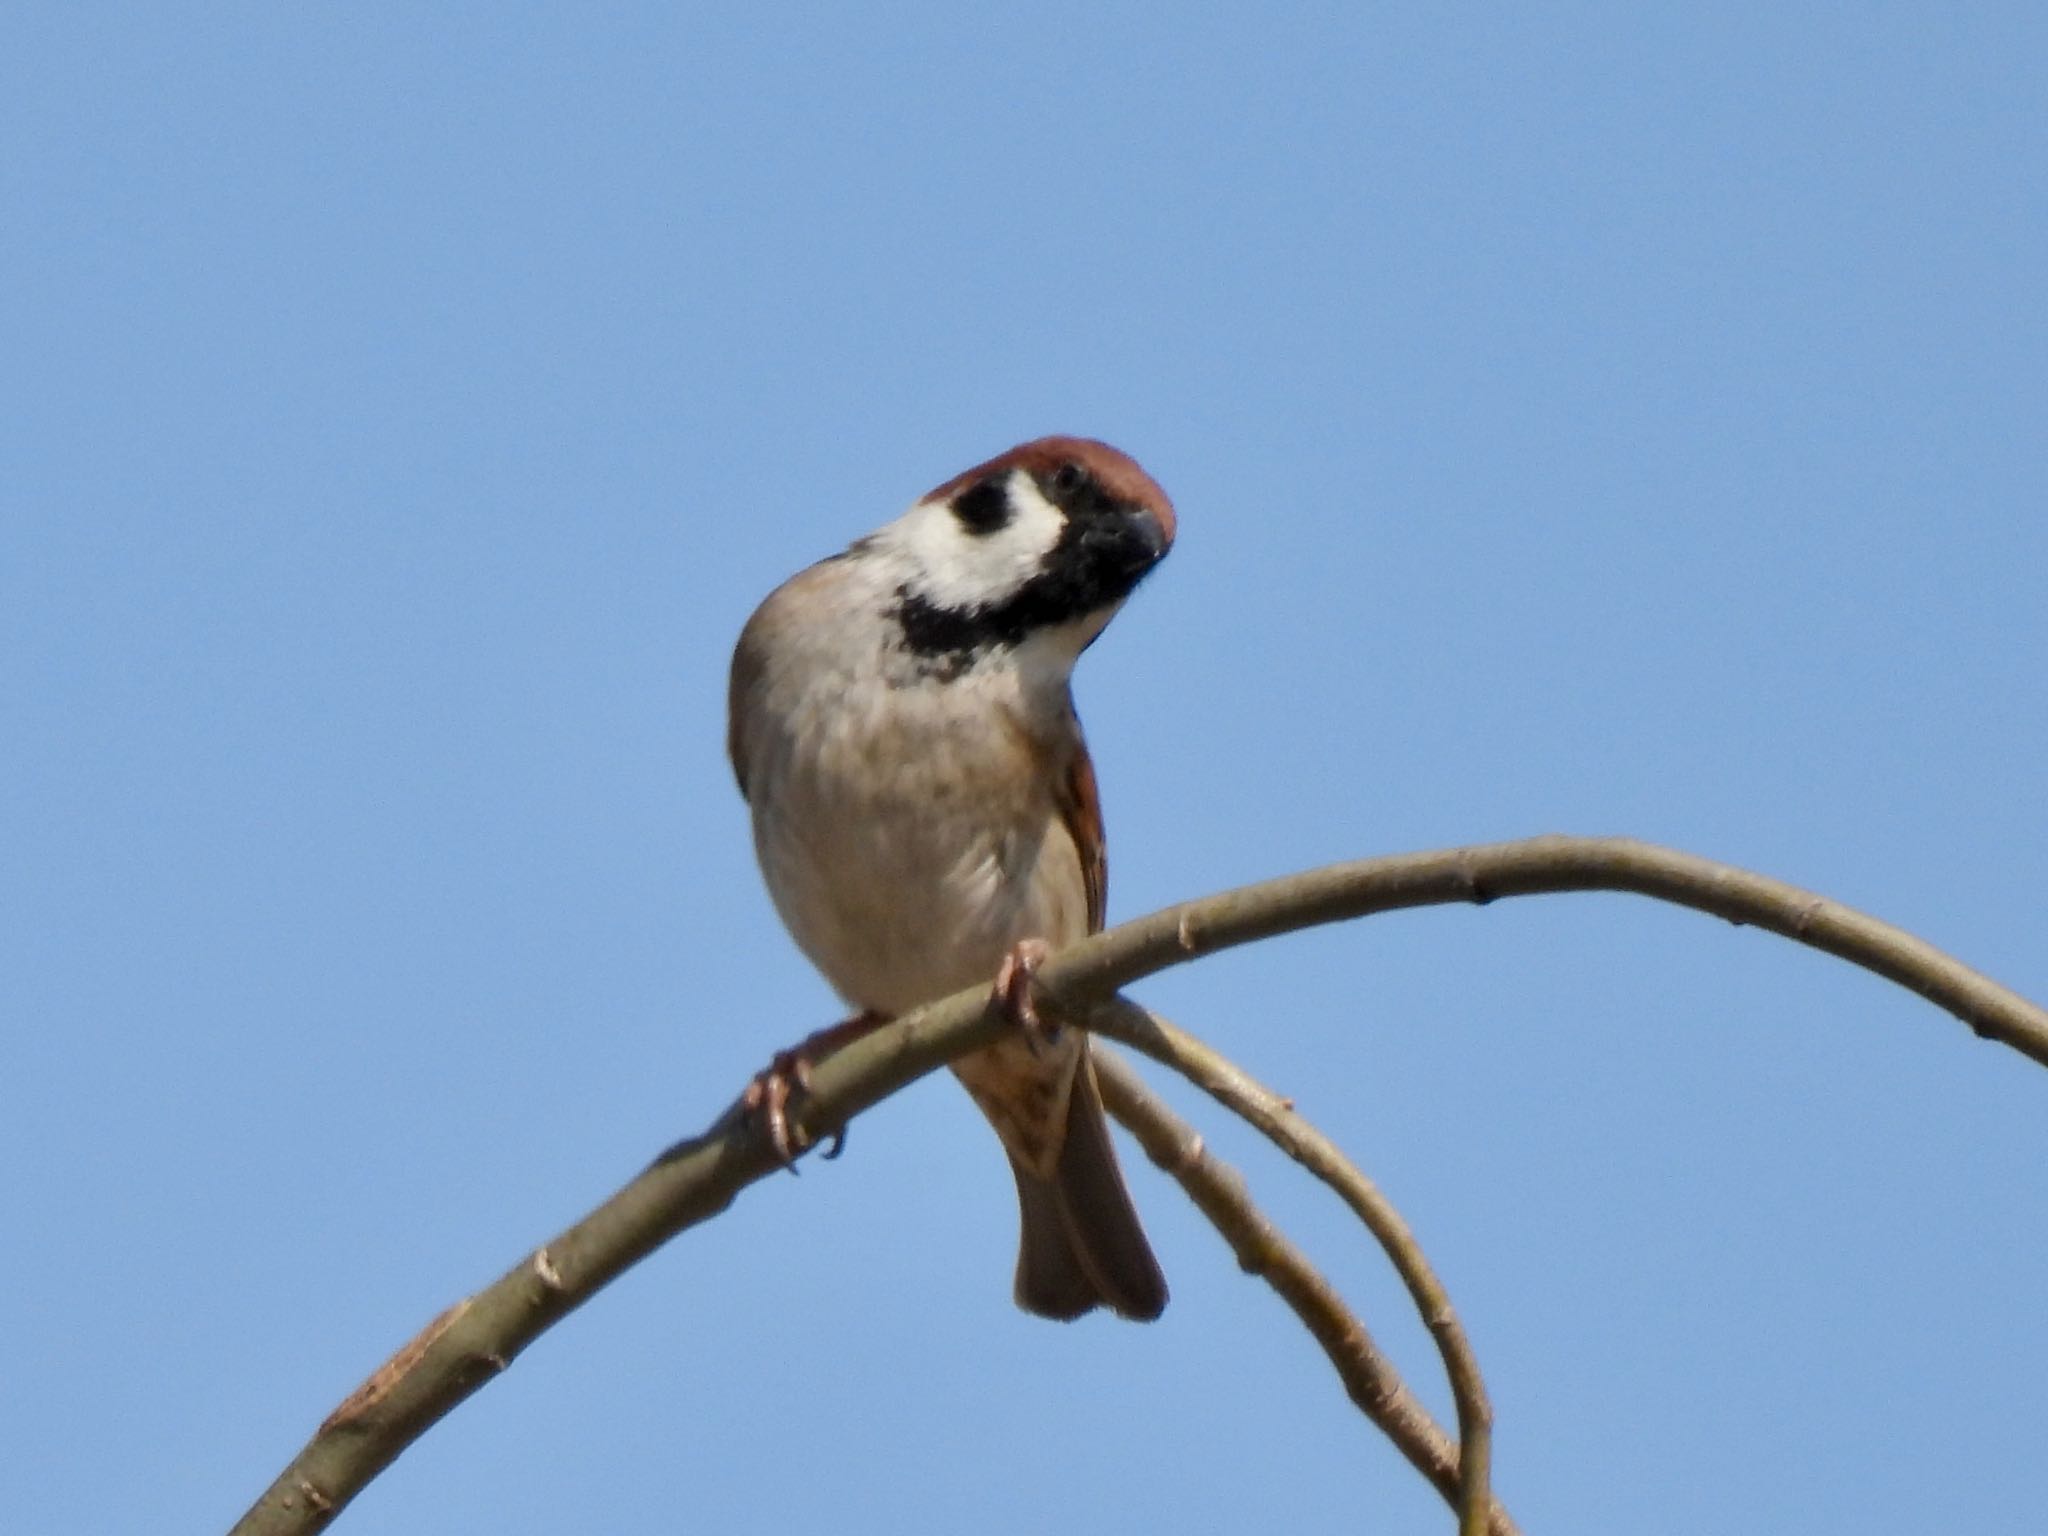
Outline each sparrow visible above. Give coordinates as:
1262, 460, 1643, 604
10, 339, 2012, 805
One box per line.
727, 435, 1174, 1322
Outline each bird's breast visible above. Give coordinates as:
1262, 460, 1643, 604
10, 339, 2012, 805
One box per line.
745, 671, 1088, 1016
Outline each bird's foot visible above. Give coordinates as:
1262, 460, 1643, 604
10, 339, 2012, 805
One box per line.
991, 938, 1059, 1053
742, 1010, 886, 1165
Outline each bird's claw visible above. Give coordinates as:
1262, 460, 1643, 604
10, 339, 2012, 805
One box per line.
741, 1011, 883, 1166
992, 938, 1058, 1052
742, 1049, 812, 1166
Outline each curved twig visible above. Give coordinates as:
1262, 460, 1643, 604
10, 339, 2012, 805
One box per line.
229, 836, 2048, 1534
226, 993, 1020, 1536
1037, 836, 2048, 1070
1092, 1041, 1510, 1536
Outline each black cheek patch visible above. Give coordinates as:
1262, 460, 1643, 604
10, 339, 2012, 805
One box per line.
950, 478, 1012, 535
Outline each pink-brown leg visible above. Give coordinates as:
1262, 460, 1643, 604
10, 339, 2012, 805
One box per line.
743, 1010, 887, 1163
991, 938, 1056, 1048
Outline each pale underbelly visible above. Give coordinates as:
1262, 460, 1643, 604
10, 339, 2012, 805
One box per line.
754, 791, 1085, 1016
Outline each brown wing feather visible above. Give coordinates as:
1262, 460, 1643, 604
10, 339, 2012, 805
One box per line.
1017, 706, 1169, 1321
726, 608, 762, 801
726, 661, 755, 802
1055, 710, 1109, 935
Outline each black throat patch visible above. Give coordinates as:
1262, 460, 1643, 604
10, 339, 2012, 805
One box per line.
892, 534, 1158, 676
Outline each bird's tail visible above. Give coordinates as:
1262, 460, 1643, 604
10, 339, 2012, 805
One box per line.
1010, 1048, 1169, 1322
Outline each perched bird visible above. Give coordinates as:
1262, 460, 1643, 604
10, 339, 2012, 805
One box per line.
728, 436, 1175, 1321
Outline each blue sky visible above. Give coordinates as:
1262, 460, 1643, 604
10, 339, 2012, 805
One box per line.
5, 6, 2045, 1533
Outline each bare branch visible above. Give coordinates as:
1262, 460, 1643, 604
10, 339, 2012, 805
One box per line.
229, 836, 2048, 1534
1036, 836, 2048, 1071
1093, 1043, 1513, 1536
227, 991, 1019, 1536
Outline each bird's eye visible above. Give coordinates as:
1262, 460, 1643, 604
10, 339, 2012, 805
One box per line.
951, 479, 1012, 535
1050, 461, 1088, 496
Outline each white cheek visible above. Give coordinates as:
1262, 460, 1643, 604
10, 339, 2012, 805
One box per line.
882, 470, 1064, 610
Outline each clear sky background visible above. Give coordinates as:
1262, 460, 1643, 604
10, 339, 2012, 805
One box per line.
5, 7, 2044, 1533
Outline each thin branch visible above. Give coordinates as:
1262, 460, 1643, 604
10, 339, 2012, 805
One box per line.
227, 992, 1021, 1536
230, 836, 2048, 1534
1034, 835, 2048, 1071
1089, 1004, 1493, 1534
1093, 1043, 1513, 1536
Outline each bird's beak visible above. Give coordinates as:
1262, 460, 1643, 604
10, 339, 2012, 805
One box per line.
1128, 505, 1173, 563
